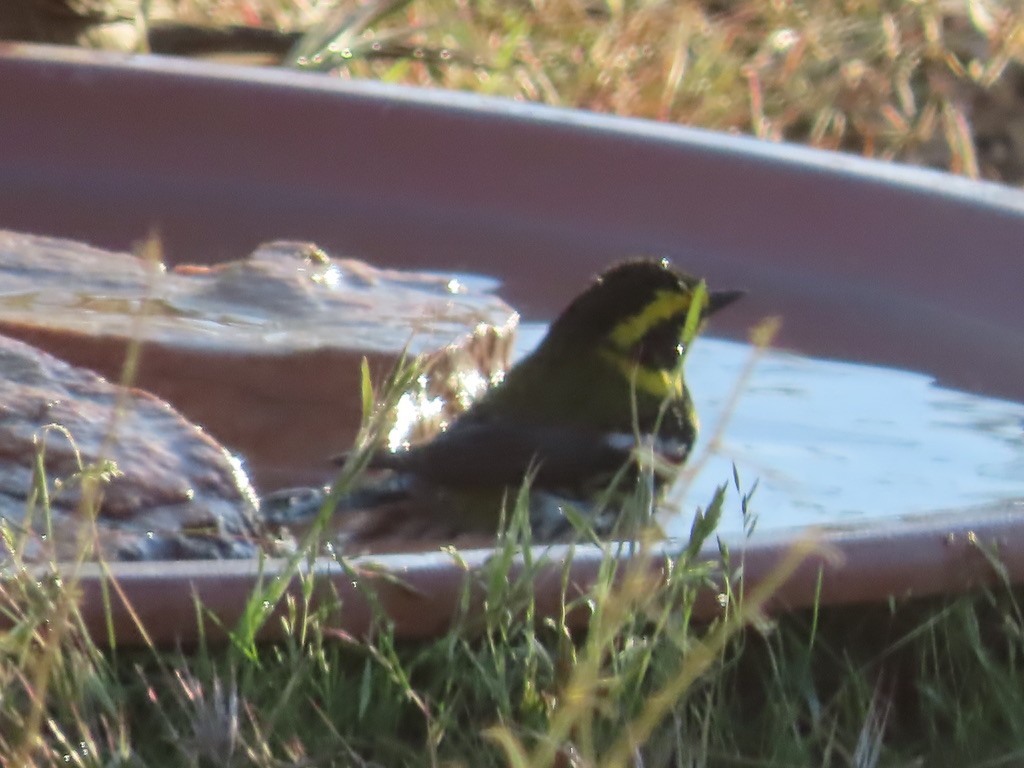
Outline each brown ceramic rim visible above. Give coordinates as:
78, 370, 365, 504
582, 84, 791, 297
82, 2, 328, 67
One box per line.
52, 499, 1024, 646
1, 44, 1023, 645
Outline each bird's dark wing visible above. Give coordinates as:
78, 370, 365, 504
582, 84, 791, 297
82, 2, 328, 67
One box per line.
369, 419, 635, 490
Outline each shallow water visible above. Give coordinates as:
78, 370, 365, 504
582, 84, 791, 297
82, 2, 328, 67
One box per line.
514, 324, 1024, 539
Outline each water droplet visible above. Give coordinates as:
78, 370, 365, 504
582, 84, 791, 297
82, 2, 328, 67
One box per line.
311, 264, 342, 289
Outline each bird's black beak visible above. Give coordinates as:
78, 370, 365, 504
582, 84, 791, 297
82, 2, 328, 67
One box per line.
703, 289, 745, 318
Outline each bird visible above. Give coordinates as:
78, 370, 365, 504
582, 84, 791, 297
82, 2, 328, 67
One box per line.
327, 258, 744, 545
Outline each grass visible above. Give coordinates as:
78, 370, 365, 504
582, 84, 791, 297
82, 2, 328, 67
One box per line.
7, 521, 1024, 765
35, 1, 1022, 180
148, 0, 1024, 184
3, 338, 1024, 766
0, 343, 761, 766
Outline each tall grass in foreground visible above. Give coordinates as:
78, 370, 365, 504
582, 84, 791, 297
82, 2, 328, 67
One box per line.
0, 335, 785, 766
2, 342, 1024, 765
5, 507, 1024, 765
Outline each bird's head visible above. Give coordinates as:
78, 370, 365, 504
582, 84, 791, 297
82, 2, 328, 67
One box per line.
539, 259, 743, 401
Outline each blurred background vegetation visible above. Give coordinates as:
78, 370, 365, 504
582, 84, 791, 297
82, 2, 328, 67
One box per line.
3, 0, 1023, 184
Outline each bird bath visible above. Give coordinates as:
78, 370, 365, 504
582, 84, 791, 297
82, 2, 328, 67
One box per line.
1, 43, 1023, 645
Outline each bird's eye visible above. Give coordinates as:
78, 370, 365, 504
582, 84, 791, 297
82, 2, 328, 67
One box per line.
633, 317, 686, 371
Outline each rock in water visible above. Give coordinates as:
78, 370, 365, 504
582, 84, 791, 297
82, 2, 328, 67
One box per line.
0, 334, 261, 563
0, 231, 518, 491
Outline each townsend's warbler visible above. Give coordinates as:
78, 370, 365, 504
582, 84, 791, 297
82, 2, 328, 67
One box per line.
333, 258, 742, 544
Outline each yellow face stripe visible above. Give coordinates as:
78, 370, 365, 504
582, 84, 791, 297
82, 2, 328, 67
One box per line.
600, 348, 684, 400
608, 289, 693, 349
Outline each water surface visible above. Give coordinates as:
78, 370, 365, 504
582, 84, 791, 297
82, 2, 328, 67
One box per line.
515, 324, 1024, 539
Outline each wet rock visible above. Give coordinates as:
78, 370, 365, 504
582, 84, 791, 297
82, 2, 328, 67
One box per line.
0, 334, 260, 563
0, 231, 518, 491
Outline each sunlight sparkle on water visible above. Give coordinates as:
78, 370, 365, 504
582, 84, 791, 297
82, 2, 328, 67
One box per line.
310, 263, 342, 289
386, 366, 495, 451
388, 375, 446, 452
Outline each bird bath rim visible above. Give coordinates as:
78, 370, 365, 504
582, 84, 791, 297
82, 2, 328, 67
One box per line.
0, 43, 1022, 644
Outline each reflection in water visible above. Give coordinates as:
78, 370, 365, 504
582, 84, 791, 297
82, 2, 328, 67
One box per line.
515, 324, 1024, 538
